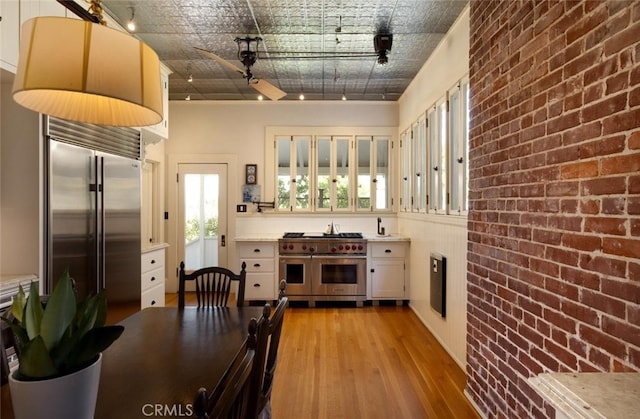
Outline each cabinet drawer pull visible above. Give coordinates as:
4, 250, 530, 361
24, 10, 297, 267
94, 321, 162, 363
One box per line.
253, 283, 261, 287
385, 249, 392, 253
253, 263, 261, 267
253, 248, 261, 253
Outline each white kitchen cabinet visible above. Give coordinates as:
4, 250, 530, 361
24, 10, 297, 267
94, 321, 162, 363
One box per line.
237, 241, 277, 301
368, 240, 409, 303
141, 246, 166, 308
141, 64, 171, 142
1, 0, 67, 73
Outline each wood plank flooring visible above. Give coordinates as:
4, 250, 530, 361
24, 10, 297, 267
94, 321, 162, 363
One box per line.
166, 294, 478, 419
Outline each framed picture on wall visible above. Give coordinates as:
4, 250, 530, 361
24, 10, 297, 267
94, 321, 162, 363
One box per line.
245, 164, 257, 184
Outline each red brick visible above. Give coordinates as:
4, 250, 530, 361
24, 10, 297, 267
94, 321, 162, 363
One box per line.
563, 300, 599, 327
578, 135, 626, 159
580, 324, 627, 358
545, 338, 578, 369
601, 277, 640, 305
604, 17, 640, 56
588, 347, 612, 370
630, 131, 640, 150
561, 233, 601, 252
602, 197, 626, 214
580, 199, 600, 214
601, 152, 640, 175
603, 237, 640, 259
581, 176, 627, 195
603, 108, 640, 134
561, 161, 598, 179
629, 175, 640, 193
585, 217, 627, 235
560, 266, 601, 290
580, 254, 627, 278
602, 315, 640, 347
581, 288, 627, 319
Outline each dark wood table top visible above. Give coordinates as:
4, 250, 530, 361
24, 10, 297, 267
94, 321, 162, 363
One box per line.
1, 306, 265, 419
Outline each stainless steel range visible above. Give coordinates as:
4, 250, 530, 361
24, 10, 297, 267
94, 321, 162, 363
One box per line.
278, 232, 367, 306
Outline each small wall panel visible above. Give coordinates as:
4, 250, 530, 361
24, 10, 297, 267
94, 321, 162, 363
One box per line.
430, 253, 446, 317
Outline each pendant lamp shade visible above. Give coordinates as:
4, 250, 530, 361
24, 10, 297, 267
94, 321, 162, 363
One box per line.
12, 17, 163, 127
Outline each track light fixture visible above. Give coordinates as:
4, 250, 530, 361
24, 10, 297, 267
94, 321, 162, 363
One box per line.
126, 7, 136, 31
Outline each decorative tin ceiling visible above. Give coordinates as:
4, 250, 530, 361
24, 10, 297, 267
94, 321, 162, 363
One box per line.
101, 0, 468, 101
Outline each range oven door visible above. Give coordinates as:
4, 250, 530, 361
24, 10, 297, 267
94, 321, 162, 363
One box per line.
311, 256, 366, 296
279, 256, 312, 296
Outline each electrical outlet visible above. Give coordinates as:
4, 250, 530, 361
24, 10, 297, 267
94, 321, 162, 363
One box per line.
236, 204, 247, 213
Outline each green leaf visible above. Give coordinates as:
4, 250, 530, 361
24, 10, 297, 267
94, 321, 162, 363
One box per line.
94, 291, 108, 327
0, 318, 29, 353
17, 336, 58, 379
10, 284, 27, 323
72, 326, 124, 370
23, 282, 43, 341
41, 270, 77, 351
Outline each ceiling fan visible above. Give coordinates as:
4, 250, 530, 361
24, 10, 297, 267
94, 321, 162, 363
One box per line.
195, 37, 287, 101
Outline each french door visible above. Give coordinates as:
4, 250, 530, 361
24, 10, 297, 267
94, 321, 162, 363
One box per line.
177, 163, 228, 271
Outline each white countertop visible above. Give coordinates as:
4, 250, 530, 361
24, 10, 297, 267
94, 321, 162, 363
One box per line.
142, 242, 169, 253
528, 372, 640, 418
235, 234, 410, 242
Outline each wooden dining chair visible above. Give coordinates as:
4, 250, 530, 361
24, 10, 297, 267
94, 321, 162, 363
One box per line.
179, 261, 247, 309
193, 316, 262, 419
247, 281, 289, 419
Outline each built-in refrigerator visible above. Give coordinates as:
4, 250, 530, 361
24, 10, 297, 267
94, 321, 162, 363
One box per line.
45, 117, 141, 319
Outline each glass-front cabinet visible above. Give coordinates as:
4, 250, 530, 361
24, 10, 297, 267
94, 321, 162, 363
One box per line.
273, 131, 393, 213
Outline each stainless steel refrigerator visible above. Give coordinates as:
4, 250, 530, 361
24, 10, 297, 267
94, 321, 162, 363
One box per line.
45, 117, 141, 319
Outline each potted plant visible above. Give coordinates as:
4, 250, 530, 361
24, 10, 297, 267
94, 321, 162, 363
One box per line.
1, 270, 124, 419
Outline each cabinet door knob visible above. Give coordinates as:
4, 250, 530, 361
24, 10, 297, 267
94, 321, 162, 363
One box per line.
370, 268, 375, 273
150, 259, 156, 264
150, 300, 156, 306
150, 276, 156, 282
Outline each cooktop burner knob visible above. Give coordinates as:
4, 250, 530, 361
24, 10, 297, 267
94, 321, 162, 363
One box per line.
345, 245, 351, 250
339, 245, 344, 250
302, 244, 307, 250
282, 244, 287, 251
331, 247, 337, 253
288, 244, 294, 250
358, 245, 363, 250
309, 247, 315, 253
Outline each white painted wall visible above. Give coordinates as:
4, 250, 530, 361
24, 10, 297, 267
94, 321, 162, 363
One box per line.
165, 100, 398, 291
397, 6, 470, 368
0, 73, 42, 278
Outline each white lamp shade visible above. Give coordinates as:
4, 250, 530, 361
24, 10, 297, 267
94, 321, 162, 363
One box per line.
12, 17, 163, 127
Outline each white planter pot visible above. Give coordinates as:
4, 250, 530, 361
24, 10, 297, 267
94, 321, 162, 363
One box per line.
9, 353, 102, 419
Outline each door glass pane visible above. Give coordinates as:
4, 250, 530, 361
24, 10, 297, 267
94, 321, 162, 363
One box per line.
184, 173, 219, 270
375, 138, 390, 210
321, 264, 357, 284
357, 137, 371, 210
276, 137, 291, 209
449, 88, 461, 212
316, 137, 331, 209
335, 138, 350, 209
438, 101, 448, 212
428, 108, 438, 211
294, 136, 310, 209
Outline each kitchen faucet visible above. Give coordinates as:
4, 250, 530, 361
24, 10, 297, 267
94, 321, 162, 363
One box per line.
377, 217, 385, 235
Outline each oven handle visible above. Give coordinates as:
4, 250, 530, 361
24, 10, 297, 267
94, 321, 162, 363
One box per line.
311, 255, 367, 260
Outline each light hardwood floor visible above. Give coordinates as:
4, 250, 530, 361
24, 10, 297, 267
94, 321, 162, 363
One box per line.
166, 294, 478, 419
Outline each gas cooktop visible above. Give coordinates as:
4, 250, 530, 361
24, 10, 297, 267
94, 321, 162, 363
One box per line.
282, 232, 364, 239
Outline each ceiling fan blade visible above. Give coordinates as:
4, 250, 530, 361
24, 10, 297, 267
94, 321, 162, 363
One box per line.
250, 79, 287, 101
194, 47, 246, 77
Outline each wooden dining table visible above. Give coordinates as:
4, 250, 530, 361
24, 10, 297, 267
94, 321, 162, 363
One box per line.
1, 306, 265, 419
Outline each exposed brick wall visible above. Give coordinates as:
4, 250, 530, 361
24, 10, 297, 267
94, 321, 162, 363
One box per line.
466, 1, 640, 417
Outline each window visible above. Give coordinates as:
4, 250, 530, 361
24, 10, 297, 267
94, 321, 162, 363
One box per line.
402, 75, 469, 216
428, 97, 447, 213
270, 128, 395, 213
356, 136, 391, 211
449, 79, 469, 214
400, 129, 412, 212
316, 136, 351, 211
276, 136, 311, 211
413, 116, 427, 211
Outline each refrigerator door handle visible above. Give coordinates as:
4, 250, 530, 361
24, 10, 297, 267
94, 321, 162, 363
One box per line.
99, 156, 106, 290
93, 155, 101, 292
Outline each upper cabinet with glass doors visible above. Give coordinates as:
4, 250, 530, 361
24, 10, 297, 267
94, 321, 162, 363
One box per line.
273, 132, 393, 213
